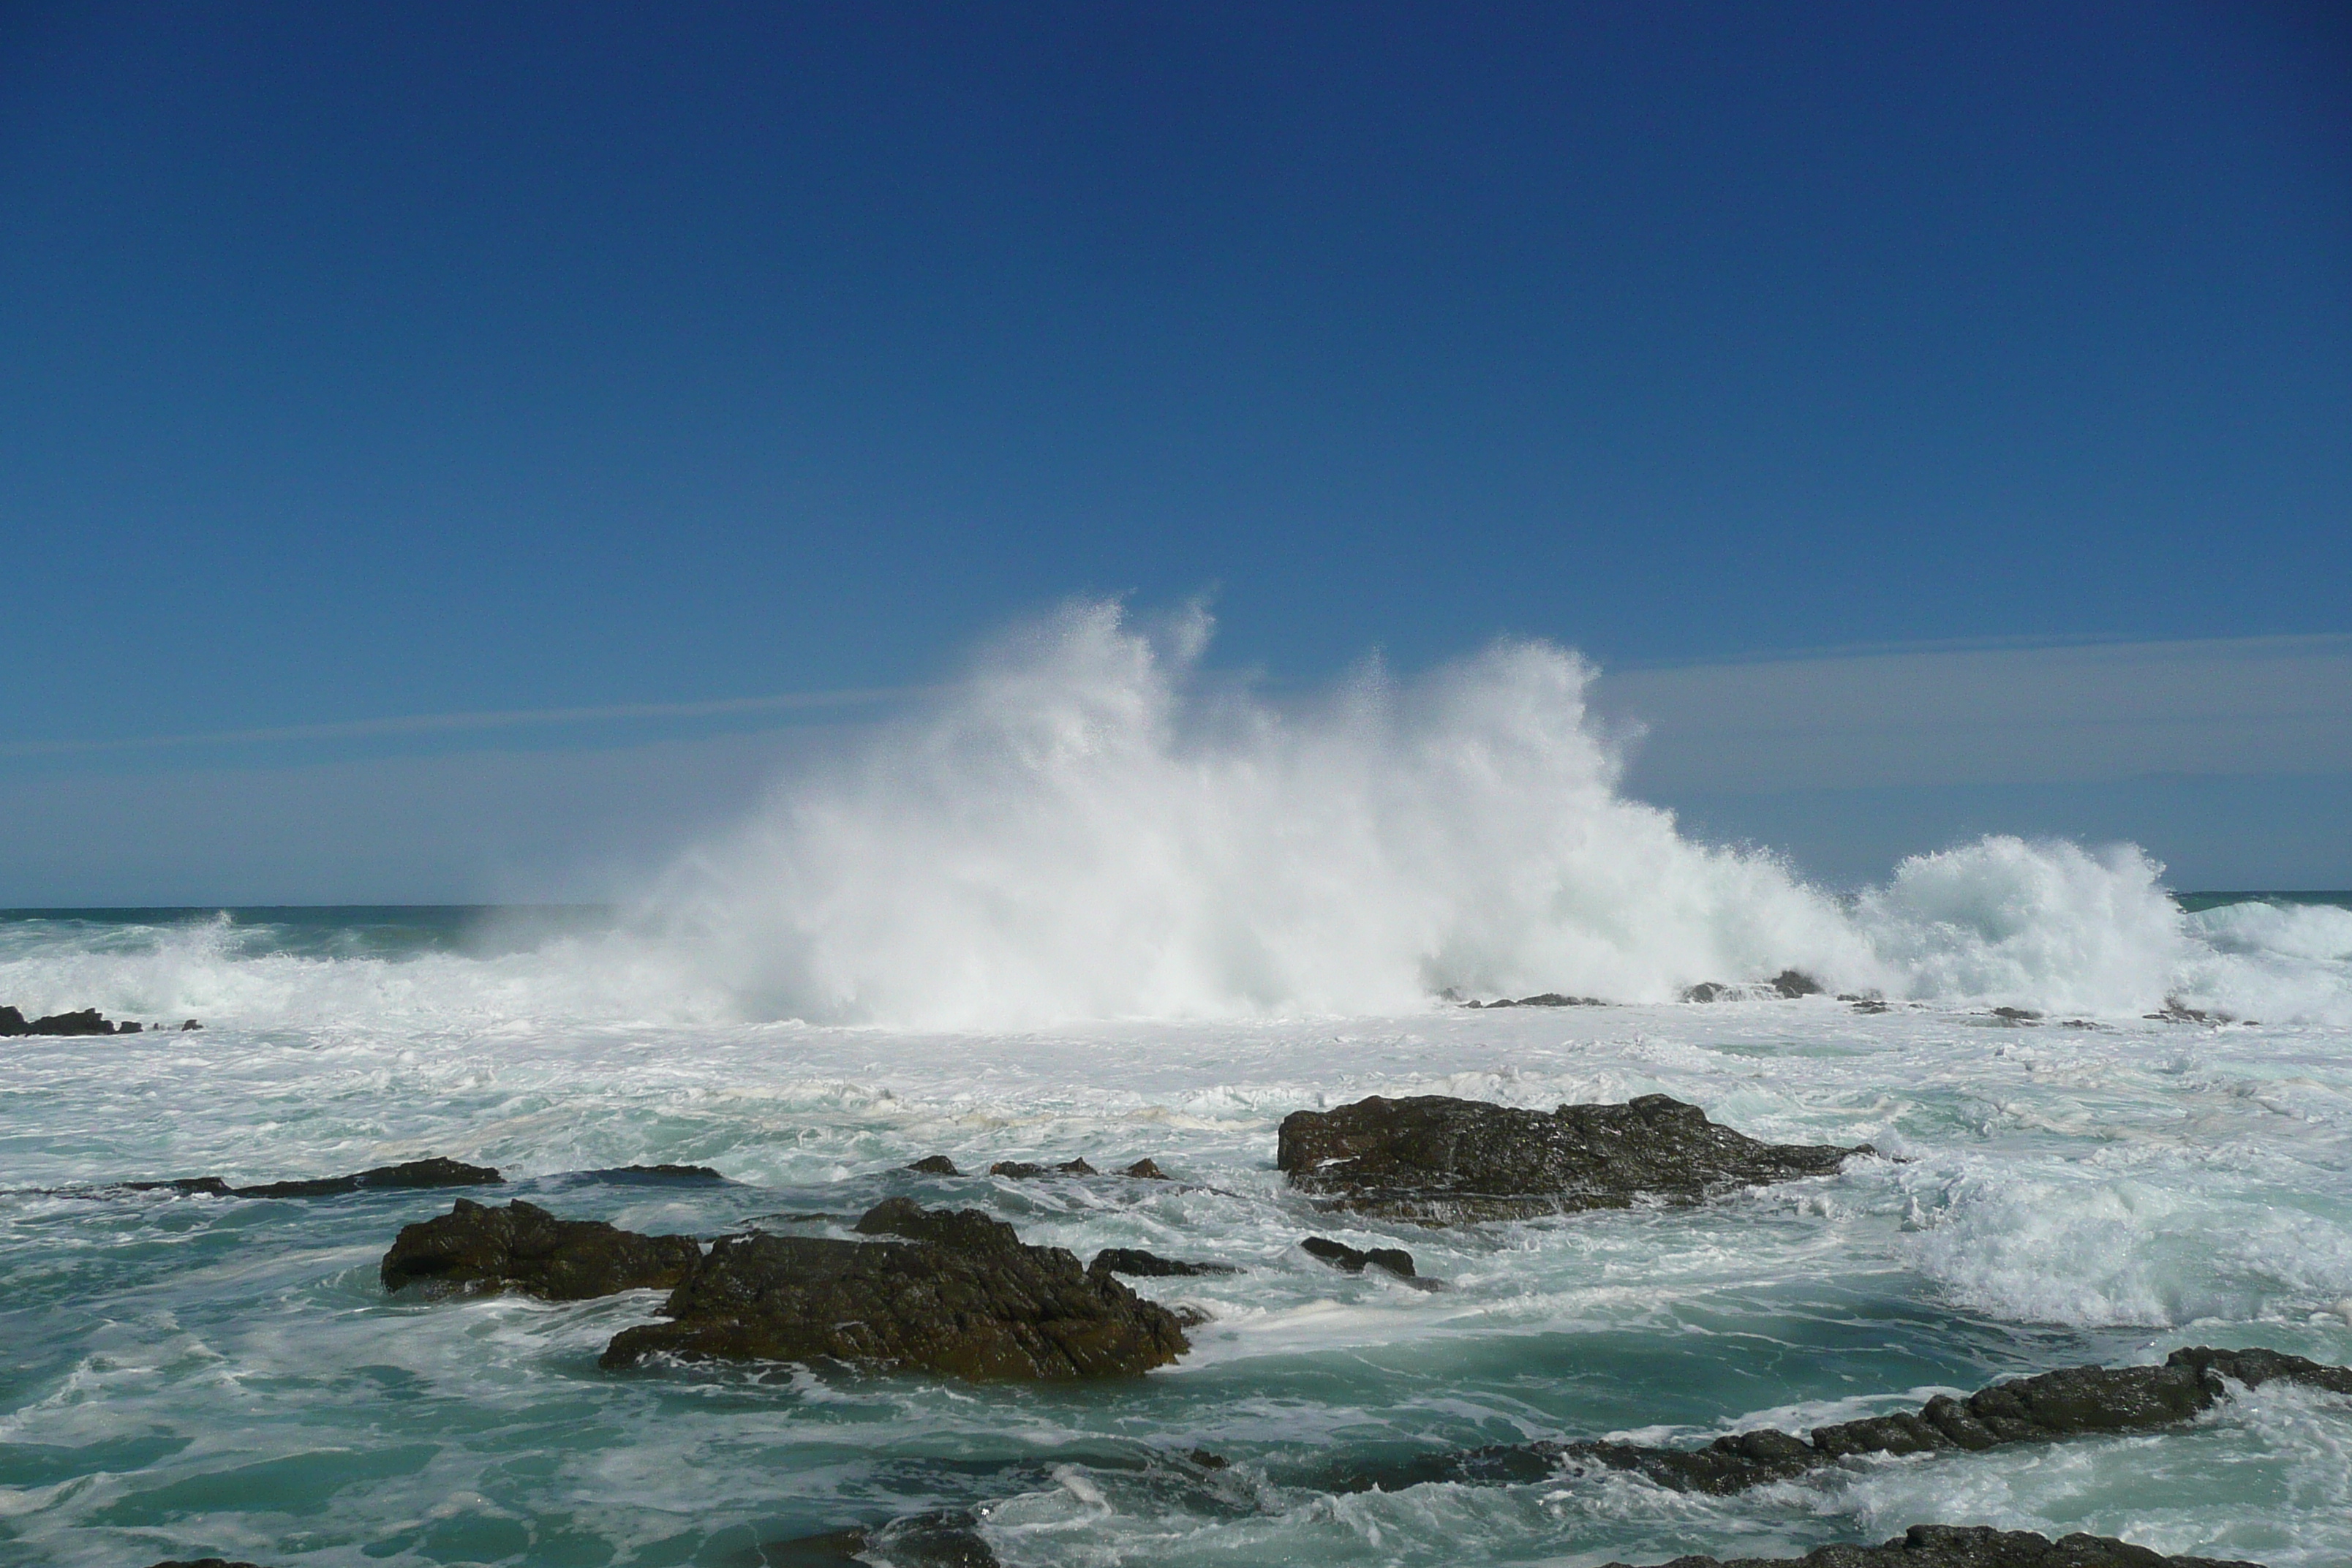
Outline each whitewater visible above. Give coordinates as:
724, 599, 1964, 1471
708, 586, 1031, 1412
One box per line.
3, 602, 2349, 1567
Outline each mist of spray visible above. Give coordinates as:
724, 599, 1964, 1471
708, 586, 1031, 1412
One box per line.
647, 600, 2208, 1028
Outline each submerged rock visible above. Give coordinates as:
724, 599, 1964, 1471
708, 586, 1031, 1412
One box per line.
1341, 1347, 2352, 1497
381, 1198, 701, 1299
758, 1509, 996, 1567
1601, 1523, 2261, 1568
237, 1157, 503, 1199
600, 1199, 1188, 1380
1122, 1158, 1171, 1180
989, 1157, 1097, 1178
1300, 1236, 1417, 1278
1089, 1247, 1240, 1278
1278, 1093, 1866, 1222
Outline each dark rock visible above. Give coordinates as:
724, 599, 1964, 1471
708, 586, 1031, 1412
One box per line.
0, 1005, 24, 1035
1851, 999, 1893, 1014
1471, 993, 1607, 1008
1771, 969, 1825, 998
1991, 1006, 2043, 1024
27, 1007, 116, 1036
121, 1177, 235, 1196
1088, 1247, 1240, 1278
118, 1019, 146, 1033
1188, 1448, 1229, 1469
1345, 1346, 2352, 1499
756, 1509, 996, 1567
146, 1560, 272, 1568
576, 1163, 728, 1185
2146, 1000, 2217, 1023
181, 1019, 203, 1030
1278, 1093, 1867, 1222
381, 1197, 701, 1300
1123, 1158, 1170, 1179
987, 1157, 1097, 1178
908, 1154, 962, 1175
1301, 1236, 1417, 1278
1683, 982, 1730, 1002
1597, 1523, 2261, 1568
237, 1156, 503, 1199
600, 1199, 1189, 1380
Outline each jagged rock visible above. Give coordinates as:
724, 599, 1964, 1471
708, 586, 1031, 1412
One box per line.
988, 1157, 1096, 1177
1466, 993, 1606, 1008
600, 1199, 1189, 1380
380, 1198, 701, 1299
1088, 1247, 1240, 1278
1339, 1347, 2352, 1497
1301, 1236, 1417, 1278
17, 1006, 118, 1036
1601, 1523, 2260, 1568
908, 1154, 962, 1175
1771, 969, 1824, 998
1122, 1158, 1170, 1179
1683, 982, 1730, 1002
237, 1156, 502, 1199
1278, 1093, 1866, 1222
758, 1509, 997, 1567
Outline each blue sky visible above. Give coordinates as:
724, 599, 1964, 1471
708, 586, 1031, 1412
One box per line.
2, 2, 2347, 901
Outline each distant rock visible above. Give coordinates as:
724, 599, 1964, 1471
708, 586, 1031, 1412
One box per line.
1991, 1006, 2044, 1024
988, 1157, 1096, 1178
238, 1156, 503, 1199
1338, 1346, 2352, 1498
907, 1154, 962, 1175
1465, 993, 1606, 1009
600, 1199, 1189, 1380
1122, 1158, 1171, 1180
181, 1019, 203, 1030
1089, 1247, 1240, 1278
1, 1006, 119, 1036
573, 1163, 728, 1185
1599, 1523, 2261, 1568
381, 1197, 701, 1300
1771, 969, 1824, 998
1301, 1236, 1417, 1278
146, 1559, 274, 1568
1682, 982, 1730, 1002
1278, 1093, 1866, 1223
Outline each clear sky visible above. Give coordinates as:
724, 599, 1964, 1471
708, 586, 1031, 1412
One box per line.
2, 3, 2347, 902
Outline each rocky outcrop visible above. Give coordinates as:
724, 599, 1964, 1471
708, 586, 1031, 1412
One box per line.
600, 1199, 1189, 1380
380, 1198, 702, 1299
990, 1157, 1097, 1177
1088, 1248, 1239, 1278
908, 1154, 962, 1175
1122, 1158, 1171, 1179
1278, 1093, 1866, 1222
3, 1006, 124, 1036
1464, 993, 1606, 1008
120, 1156, 502, 1200
1300, 1236, 1417, 1278
1601, 1524, 2259, 1568
1340, 1347, 2352, 1496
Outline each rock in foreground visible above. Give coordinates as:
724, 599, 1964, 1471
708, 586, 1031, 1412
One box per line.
1278, 1093, 1866, 1221
1604, 1523, 2258, 1568
381, 1198, 702, 1299
1344, 1347, 2352, 1496
601, 1199, 1188, 1380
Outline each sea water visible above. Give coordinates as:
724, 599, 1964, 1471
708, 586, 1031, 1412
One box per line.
3, 606, 2349, 1567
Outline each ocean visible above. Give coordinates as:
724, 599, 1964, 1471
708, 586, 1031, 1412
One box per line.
4, 608, 2350, 1567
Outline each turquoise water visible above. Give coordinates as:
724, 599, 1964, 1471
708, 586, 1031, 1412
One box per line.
3, 905, 2351, 1567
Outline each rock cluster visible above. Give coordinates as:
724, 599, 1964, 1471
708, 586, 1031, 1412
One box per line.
1341, 1347, 2352, 1496
1278, 1093, 1866, 1221
1603, 1524, 2259, 1568
1300, 1236, 1417, 1278
381, 1198, 701, 1299
1, 1004, 198, 1036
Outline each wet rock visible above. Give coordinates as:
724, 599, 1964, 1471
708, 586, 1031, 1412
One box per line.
1345, 1347, 2352, 1498
0, 1005, 23, 1035
22, 1007, 118, 1036
1991, 1006, 2043, 1024
907, 1154, 962, 1175
1771, 969, 1824, 998
576, 1163, 728, 1185
147, 1559, 273, 1568
987, 1157, 1097, 1177
601, 1199, 1189, 1380
381, 1197, 701, 1300
181, 1019, 203, 1030
237, 1156, 503, 1199
1122, 1158, 1170, 1179
1088, 1247, 1240, 1278
1278, 1093, 1866, 1222
1683, 982, 1730, 1002
1599, 1523, 2261, 1567
1301, 1236, 1417, 1278
756, 1509, 996, 1567
1467, 992, 1607, 1008
121, 1177, 236, 1196
118, 1019, 146, 1033
1850, 999, 1893, 1014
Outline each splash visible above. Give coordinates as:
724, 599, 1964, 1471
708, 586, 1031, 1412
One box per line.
644, 600, 2258, 1028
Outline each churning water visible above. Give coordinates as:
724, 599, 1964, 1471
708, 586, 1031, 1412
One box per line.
3, 604, 2348, 1566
